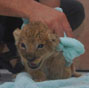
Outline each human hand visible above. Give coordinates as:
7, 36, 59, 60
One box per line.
29, 3, 73, 37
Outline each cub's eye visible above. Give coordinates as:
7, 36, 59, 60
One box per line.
37, 44, 44, 48
21, 43, 26, 49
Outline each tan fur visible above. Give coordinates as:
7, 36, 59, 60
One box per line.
13, 22, 80, 81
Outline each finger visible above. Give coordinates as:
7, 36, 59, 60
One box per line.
52, 22, 64, 37
62, 13, 74, 37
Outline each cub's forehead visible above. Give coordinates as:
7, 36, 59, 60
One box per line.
19, 29, 48, 44
21, 28, 47, 39
20, 23, 49, 40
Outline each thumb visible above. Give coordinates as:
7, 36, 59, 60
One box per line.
62, 14, 74, 37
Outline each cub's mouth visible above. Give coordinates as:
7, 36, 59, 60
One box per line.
27, 58, 43, 69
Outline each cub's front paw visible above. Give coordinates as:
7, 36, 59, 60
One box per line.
72, 72, 82, 77
31, 70, 47, 82
34, 77, 46, 82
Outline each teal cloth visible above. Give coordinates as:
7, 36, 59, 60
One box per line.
21, 18, 29, 29
55, 7, 63, 12
56, 33, 85, 66
21, 7, 85, 66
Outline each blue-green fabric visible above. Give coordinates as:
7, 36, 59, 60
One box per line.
21, 18, 29, 29
56, 33, 85, 66
55, 7, 63, 12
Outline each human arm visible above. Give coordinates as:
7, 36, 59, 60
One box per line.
0, 0, 38, 18
0, 0, 73, 37
39, 0, 60, 7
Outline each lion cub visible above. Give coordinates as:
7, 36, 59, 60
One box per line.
13, 22, 80, 81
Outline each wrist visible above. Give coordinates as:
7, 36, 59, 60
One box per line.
39, 0, 60, 8
24, 1, 52, 20
0, 0, 37, 18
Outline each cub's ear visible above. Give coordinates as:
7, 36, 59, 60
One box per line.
48, 33, 59, 47
13, 28, 21, 44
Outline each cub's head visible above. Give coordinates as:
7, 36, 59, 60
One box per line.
13, 22, 59, 70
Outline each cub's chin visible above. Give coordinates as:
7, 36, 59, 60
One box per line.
28, 60, 42, 69
27, 58, 43, 70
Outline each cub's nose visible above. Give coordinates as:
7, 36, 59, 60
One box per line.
27, 56, 36, 62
